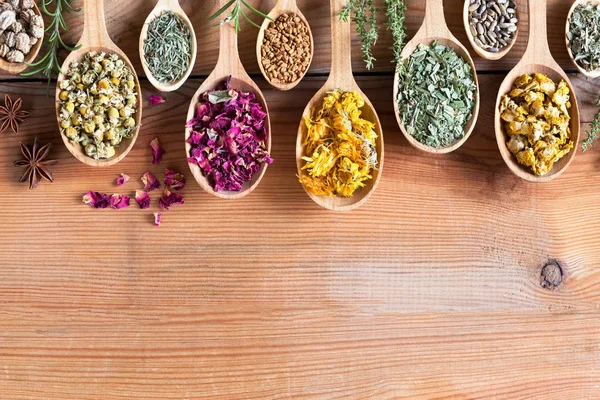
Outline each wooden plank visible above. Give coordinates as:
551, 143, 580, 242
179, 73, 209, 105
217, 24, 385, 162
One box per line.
0, 0, 584, 80
0, 70, 599, 398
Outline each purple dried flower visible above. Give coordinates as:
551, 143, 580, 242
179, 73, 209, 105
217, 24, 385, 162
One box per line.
149, 95, 165, 106
164, 169, 185, 191
142, 171, 160, 192
82, 191, 111, 209
116, 173, 130, 186
109, 194, 130, 209
154, 212, 162, 227
159, 189, 184, 210
135, 190, 151, 209
150, 138, 165, 164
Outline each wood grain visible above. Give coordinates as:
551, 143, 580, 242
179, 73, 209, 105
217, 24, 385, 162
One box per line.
1, 0, 600, 399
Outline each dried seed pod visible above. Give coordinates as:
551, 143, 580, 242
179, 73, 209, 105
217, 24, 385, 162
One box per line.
7, 0, 19, 9
6, 48, 23, 62
0, 43, 9, 57
0, 3, 13, 12
4, 30, 15, 47
8, 20, 22, 32
14, 31, 29, 53
19, 8, 34, 24
0, 10, 16, 31
20, 0, 34, 9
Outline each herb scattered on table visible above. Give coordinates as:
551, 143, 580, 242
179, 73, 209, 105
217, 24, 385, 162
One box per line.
207, 0, 272, 33
299, 90, 378, 198
0, 94, 29, 134
21, 0, 81, 86
0, 0, 45, 63
153, 212, 162, 227
396, 41, 477, 148
82, 191, 130, 209
499, 73, 573, 176
148, 95, 165, 106
58, 51, 139, 160
164, 169, 185, 191
339, 0, 407, 69
567, 3, 600, 73
467, 0, 518, 54
116, 173, 129, 186
159, 189, 184, 210
582, 97, 600, 152
142, 171, 160, 192
260, 13, 311, 85
135, 190, 150, 209
150, 138, 164, 164
143, 11, 192, 84
187, 77, 273, 192
13, 137, 57, 189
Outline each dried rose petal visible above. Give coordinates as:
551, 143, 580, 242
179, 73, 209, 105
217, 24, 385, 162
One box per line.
82, 191, 111, 209
150, 138, 165, 164
164, 168, 185, 191
154, 212, 162, 227
149, 95, 165, 106
135, 190, 151, 209
116, 173, 130, 186
109, 194, 130, 209
159, 189, 184, 210
141, 171, 160, 192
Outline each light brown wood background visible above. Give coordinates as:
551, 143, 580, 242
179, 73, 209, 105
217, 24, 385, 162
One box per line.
1, 0, 599, 398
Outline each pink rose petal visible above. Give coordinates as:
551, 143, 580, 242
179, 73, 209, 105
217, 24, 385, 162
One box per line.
141, 171, 161, 192
116, 173, 130, 186
135, 190, 151, 209
149, 95, 165, 106
164, 168, 186, 191
150, 138, 165, 165
154, 212, 162, 227
82, 191, 111, 209
109, 194, 131, 209
159, 189, 184, 210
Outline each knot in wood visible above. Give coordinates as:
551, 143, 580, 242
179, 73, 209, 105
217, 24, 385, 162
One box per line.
540, 260, 563, 290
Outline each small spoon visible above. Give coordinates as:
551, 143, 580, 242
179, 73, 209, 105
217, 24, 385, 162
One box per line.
55, 0, 143, 167
185, 0, 271, 199
463, 0, 519, 60
565, 0, 600, 78
0, 2, 44, 74
139, 0, 197, 92
296, 0, 384, 212
256, 0, 314, 91
393, 0, 480, 154
495, 0, 580, 182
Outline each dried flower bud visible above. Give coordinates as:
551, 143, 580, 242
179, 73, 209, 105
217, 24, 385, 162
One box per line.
14, 31, 29, 54
6, 48, 23, 62
0, 10, 16, 31
20, 0, 34, 9
4, 31, 15, 47
0, 43, 9, 57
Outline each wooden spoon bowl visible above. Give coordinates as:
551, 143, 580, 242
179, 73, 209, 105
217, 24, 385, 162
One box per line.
463, 0, 519, 60
55, 0, 142, 167
139, 0, 197, 92
565, 0, 600, 78
185, 3, 271, 200
393, 0, 480, 154
256, 0, 314, 91
495, 0, 579, 182
0, 2, 44, 74
296, 0, 383, 212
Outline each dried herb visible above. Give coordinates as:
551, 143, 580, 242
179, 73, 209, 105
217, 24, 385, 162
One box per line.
13, 137, 57, 189
82, 192, 130, 209
0, 94, 29, 134
143, 11, 191, 84
21, 0, 81, 87
207, 0, 272, 33
396, 41, 476, 148
150, 138, 164, 164
567, 3, 600, 73
582, 97, 600, 152
339, 0, 407, 69
116, 173, 129, 186
499, 73, 573, 176
148, 95, 165, 106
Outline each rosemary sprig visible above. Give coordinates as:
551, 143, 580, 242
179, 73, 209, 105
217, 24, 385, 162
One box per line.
384, 0, 407, 68
582, 97, 600, 152
20, 0, 81, 87
208, 0, 273, 33
339, 0, 379, 70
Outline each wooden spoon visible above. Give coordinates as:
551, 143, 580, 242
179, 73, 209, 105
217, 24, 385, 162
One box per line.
139, 0, 197, 92
256, 0, 314, 91
495, 0, 580, 182
0, 2, 44, 74
565, 0, 600, 78
463, 0, 519, 60
185, 1, 271, 200
295, 0, 384, 212
393, 0, 480, 154
55, 0, 143, 167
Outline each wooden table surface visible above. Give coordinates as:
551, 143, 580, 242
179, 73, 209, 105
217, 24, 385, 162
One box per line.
1, 0, 599, 398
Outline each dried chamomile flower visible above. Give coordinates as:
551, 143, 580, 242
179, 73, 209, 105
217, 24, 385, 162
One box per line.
58, 51, 139, 160
499, 73, 573, 176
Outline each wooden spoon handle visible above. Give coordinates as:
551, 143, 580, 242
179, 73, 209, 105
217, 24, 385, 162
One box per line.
418, 0, 450, 38
79, 0, 113, 48
157, 0, 183, 11
328, 0, 353, 86
522, 0, 551, 63
276, 0, 297, 9
215, 0, 241, 74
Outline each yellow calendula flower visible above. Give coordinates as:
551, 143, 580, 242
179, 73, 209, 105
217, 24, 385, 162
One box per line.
299, 90, 378, 197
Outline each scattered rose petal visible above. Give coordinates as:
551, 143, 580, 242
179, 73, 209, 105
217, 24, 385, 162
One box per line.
154, 212, 162, 227
142, 171, 160, 192
150, 138, 165, 164
164, 168, 186, 191
135, 190, 151, 209
109, 194, 131, 209
149, 95, 165, 106
82, 191, 111, 209
159, 189, 184, 210
116, 173, 130, 186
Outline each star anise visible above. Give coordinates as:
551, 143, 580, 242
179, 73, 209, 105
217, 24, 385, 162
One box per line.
0, 94, 30, 134
13, 137, 58, 189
